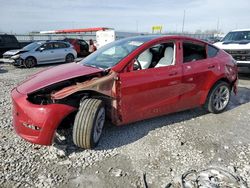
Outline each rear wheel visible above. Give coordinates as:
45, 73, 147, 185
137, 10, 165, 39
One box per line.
65, 54, 75, 63
73, 99, 105, 149
204, 81, 231, 113
24, 57, 36, 68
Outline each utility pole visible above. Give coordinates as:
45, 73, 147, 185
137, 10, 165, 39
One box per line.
216, 18, 220, 34
182, 10, 186, 33
136, 20, 139, 33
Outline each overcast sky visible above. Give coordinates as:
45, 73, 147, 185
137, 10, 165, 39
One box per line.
0, 0, 249, 34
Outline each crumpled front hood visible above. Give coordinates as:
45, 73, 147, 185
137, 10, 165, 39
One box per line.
16, 63, 102, 94
4, 49, 27, 56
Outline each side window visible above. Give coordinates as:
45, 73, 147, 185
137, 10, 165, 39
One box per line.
133, 42, 175, 70
40, 43, 53, 50
0, 36, 3, 43
54, 42, 67, 49
183, 42, 206, 63
207, 45, 219, 58
78, 40, 88, 46
4, 36, 16, 43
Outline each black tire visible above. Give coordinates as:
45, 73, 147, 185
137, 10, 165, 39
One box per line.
204, 81, 231, 114
24, 57, 37, 68
73, 99, 105, 149
65, 54, 75, 63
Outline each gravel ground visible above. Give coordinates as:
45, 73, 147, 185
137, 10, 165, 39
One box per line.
1, 63, 250, 188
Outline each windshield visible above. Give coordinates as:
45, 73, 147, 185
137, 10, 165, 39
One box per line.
222, 31, 250, 42
23, 42, 42, 51
80, 37, 155, 69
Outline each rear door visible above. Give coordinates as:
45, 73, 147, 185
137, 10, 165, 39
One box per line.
52, 42, 69, 62
118, 40, 183, 124
179, 41, 219, 109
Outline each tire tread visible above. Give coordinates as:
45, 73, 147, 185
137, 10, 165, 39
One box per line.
73, 98, 103, 149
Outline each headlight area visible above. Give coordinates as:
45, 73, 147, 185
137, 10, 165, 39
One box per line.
26, 76, 100, 106
12, 88, 77, 145
11, 55, 24, 66
11, 54, 21, 59
27, 90, 86, 108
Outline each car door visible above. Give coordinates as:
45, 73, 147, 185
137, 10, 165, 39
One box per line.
34, 42, 54, 64
179, 41, 219, 110
52, 42, 69, 62
117, 41, 183, 124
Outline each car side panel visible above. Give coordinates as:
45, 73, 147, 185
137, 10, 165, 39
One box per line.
52, 48, 67, 62
118, 66, 182, 124
34, 49, 55, 64
179, 58, 219, 109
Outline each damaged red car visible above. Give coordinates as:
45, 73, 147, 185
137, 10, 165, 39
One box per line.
11, 36, 238, 149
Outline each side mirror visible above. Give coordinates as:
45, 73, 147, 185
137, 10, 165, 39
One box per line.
39, 47, 45, 52
133, 63, 140, 70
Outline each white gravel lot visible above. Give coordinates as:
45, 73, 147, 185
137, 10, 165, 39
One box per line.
1, 63, 250, 188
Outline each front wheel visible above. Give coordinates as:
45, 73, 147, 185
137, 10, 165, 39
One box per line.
24, 57, 37, 68
73, 99, 105, 149
204, 81, 231, 113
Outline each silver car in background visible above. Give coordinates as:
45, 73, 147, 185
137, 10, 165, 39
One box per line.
3, 41, 77, 68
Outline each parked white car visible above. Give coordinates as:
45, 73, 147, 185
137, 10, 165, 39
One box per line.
214, 29, 250, 68
3, 41, 77, 68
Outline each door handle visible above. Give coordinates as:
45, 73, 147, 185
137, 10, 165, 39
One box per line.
51, 51, 54, 53
169, 72, 178, 76
208, 65, 215, 69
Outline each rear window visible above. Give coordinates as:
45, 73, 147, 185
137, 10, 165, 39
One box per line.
207, 45, 219, 58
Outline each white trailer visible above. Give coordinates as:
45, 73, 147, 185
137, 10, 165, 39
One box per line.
96, 30, 116, 49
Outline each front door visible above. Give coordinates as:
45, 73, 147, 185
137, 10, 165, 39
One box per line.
34, 42, 54, 64
117, 41, 183, 124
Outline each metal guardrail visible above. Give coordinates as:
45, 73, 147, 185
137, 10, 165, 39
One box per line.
14, 32, 215, 42
15, 33, 96, 42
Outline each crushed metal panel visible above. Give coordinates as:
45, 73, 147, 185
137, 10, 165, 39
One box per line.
51, 72, 117, 100
50, 71, 121, 125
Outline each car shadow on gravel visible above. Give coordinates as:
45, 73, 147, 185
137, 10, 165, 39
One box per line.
96, 108, 207, 150
97, 86, 250, 150
238, 73, 250, 80
54, 86, 250, 153
228, 86, 250, 110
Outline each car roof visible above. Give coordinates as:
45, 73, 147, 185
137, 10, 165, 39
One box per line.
33, 40, 70, 45
231, 28, 250, 32
122, 35, 207, 44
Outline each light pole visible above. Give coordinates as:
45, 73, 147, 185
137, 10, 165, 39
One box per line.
182, 10, 186, 33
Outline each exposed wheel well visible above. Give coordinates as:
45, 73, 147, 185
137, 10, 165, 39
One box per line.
213, 77, 236, 91
56, 90, 112, 131
201, 77, 236, 106
25, 56, 37, 62
59, 90, 112, 118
